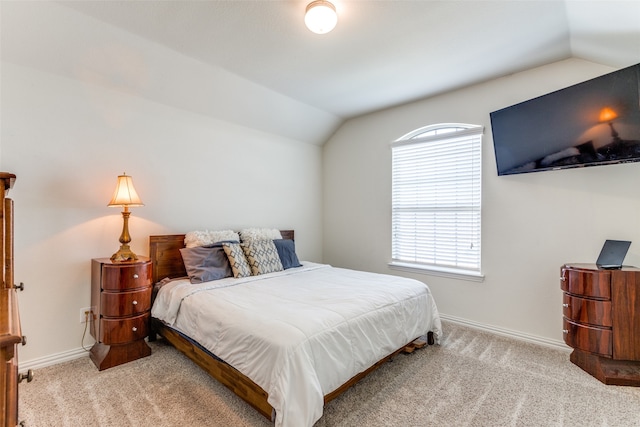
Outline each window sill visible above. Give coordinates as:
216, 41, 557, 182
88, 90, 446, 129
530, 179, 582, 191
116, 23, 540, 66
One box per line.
388, 262, 484, 282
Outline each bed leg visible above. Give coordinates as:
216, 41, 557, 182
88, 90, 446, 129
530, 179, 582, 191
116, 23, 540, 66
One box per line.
148, 319, 157, 342
403, 337, 427, 353
427, 331, 434, 345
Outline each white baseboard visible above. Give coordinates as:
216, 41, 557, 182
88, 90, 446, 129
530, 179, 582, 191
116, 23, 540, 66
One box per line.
440, 313, 571, 352
19, 347, 89, 371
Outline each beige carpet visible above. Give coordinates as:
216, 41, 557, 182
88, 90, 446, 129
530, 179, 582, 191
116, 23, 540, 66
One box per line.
19, 321, 640, 426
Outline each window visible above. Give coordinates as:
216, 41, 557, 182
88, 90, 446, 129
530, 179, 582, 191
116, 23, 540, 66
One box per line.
390, 123, 483, 279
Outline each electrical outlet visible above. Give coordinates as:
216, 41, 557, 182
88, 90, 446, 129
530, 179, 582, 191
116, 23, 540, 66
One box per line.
79, 306, 93, 323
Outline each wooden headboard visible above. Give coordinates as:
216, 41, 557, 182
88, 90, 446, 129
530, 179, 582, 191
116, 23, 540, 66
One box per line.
149, 230, 294, 285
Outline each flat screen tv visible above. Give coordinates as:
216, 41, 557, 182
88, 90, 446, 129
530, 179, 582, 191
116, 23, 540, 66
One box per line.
490, 63, 640, 176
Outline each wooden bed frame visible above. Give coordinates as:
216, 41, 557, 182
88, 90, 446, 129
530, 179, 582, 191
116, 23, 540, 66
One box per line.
148, 231, 433, 422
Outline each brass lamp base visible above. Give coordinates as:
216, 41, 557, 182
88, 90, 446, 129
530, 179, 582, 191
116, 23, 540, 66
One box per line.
111, 244, 138, 263
111, 207, 138, 263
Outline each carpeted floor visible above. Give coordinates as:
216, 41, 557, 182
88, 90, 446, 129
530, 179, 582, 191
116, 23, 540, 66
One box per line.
19, 321, 640, 426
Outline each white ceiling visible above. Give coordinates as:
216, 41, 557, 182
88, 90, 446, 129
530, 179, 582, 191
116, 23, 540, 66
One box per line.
55, 0, 640, 119
2, 1, 639, 146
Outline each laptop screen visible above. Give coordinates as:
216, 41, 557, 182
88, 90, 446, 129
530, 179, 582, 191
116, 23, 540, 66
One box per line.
596, 240, 631, 269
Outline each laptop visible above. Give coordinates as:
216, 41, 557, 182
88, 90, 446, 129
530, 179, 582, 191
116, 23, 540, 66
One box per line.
596, 240, 631, 269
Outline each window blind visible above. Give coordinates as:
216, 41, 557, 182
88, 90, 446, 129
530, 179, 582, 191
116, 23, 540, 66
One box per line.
391, 126, 482, 273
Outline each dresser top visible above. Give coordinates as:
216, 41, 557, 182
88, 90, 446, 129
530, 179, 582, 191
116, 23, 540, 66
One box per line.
93, 256, 151, 265
563, 263, 640, 272
0, 172, 16, 194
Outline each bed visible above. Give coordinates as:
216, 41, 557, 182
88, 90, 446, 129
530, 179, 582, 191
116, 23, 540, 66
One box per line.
149, 230, 442, 427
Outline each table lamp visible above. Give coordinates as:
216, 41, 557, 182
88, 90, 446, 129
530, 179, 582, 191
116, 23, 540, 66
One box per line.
108, 173, 144, 262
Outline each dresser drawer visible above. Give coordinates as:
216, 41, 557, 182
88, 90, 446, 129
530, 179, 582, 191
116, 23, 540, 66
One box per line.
101, 263, 151, 291
1, 343, 18, 424
561, 267, 610, 299
99, 312, 149, 345
101, 287, 152, 317
563, 293, 612, 327
563, 317, 612, 357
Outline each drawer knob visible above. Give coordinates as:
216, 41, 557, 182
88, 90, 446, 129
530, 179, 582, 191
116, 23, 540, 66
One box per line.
21, 335, 27, 346
133, 274, 139, 279
132, 300, 138, 305
18, 369, 34, 383
562, 303, 569, 308
562, 329, 569, 334
132, 327, 138, 332
14, 282, 24, 291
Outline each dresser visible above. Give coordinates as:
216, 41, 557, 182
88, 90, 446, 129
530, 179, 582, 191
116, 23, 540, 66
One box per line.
0, 172, 31, 427
90, 257, 152, 370
0, 287, 22, 427
561, 263, 640, 386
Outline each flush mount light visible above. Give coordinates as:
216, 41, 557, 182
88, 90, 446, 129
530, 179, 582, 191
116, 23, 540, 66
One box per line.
305, 0, 338, 34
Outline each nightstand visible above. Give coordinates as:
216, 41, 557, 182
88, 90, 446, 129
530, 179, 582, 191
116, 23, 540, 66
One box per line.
90, 257, 152, 370
561, 263, 640, 386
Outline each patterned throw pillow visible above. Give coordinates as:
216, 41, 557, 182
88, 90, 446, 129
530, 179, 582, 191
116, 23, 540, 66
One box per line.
222, 242, 252, 278
241, 240, 284, 275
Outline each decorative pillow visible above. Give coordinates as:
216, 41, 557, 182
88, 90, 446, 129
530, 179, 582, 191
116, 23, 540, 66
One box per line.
273, 239, 302, 269
241, 240, 284, 275
222, 242, 252, 278
184, 229, 240, 248
179, 245, 232, 284
239, 228, 282, 243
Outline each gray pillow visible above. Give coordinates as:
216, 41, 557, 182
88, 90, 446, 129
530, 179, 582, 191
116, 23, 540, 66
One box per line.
180, 245, 233, 283
273, 239, 302, 269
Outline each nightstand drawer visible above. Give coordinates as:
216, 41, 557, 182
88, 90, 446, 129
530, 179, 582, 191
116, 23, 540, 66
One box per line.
101, 287, 152, 317
563, 293, 612, 327
563, 317, 612, 357
561, 267, 610, 299
101, 263, 151, 291
99, 312, 149, 345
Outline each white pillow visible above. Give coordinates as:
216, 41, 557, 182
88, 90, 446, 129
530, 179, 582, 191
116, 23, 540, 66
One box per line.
184, 229, 240, 248
239, 228, 282, 242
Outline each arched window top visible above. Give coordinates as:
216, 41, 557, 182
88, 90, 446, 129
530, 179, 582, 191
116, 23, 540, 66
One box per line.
395, 123, 483, 143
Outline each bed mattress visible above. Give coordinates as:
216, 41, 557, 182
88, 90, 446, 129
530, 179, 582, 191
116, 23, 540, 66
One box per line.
152, 262, 441, 427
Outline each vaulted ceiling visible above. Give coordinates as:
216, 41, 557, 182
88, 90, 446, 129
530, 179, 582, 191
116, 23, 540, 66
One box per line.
2, 1, 639, 145
56, 0, 640, 118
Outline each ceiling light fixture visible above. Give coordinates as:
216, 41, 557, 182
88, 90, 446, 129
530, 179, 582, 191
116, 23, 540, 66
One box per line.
305, 0, 338, 35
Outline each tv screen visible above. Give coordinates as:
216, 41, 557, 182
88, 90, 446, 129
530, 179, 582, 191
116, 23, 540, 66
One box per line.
490, 63, 640, 176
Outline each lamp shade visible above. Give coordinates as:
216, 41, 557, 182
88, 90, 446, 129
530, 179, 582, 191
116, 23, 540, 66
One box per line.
599, 107, 618, 123
108, 174, 144, 207
305, 0, 337, 34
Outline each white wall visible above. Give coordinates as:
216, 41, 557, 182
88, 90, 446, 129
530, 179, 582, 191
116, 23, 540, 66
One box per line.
0, 1, 340, 146
323, 58, 640, 344
3, 2, 638, 366
0, 8, 323, 365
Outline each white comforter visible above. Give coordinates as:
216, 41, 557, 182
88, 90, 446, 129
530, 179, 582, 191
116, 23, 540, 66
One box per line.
152, 262, 441, 427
